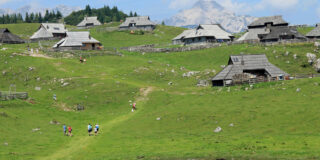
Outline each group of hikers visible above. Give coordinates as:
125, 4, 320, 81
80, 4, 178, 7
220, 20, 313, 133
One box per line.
62, 123, 99, 136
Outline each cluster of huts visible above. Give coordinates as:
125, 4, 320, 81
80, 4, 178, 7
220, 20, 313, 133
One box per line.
0, 16, 157, 51
173, 15, 320, 46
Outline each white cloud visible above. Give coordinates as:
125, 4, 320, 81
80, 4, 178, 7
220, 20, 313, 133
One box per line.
215, 0, 252, 14
0, 0, 12, 5
256, 0, 299, 10
168, 0, 195, 9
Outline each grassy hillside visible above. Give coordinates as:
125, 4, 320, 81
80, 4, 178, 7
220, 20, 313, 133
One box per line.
297, 26, 315, 35
1, 24, 320, 160
0, 23, 40, 39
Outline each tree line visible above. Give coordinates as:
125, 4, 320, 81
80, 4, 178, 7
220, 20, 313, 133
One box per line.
64, 5, 138, 25
0, 10, 63, 24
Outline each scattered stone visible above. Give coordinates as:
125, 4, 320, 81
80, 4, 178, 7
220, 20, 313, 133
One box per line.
0, 112, 8, 117
293, 54, 297, 60
32, 128, 40, 132
28, 67, 34, 71
220, 65, 226, 69
4, 142, 8, 146
296, 88, 301, 92
1, 48, 8, 51
273, 50, 277, 54
35, 87, 41, 91
141, 52, 145, 55
168, 82, 173, 86
76, 104, 85, 111
2, 70, 6, 76
229, 123, 234, 127
314, 58, 320, 72
286, 61, 290, 64
171, 69, 175, 73
284, 51, 290, 56
166, 64, 170, 67
306, 53, 317, 65
180, 66, 185, 70
50, 120, 60, 125
314, 82, 319, 86
61, 82, 69, 87
214, 126, 222, 133
182, 71, 199, 78
156, 117, 161, 121
197, 80, 209, 87
148, 61, 152, 64
36, 77, 41, 81
275, 56, 279, 59
245, 87, 249, 91
315, 42, 320, 48
265, 47, 268, 50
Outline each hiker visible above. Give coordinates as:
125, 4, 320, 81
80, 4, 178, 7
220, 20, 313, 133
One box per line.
63, 124, 67, 136
53, 94, 57, 101
132, 102, 136, 112
88, 123, 93, 136
95, 124, 99, 136
80, 56, 84, 63
68, 126, 72, 136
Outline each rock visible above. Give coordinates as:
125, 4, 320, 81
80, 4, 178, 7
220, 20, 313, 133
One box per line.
36, 77, 40, 81
285, 51, 290, 56
166, 64, 170, 67
0, 112, 8, 117
1, 48, 7, 51
314, 58, 320, 72
229, 123, 234, 127
156, 117, 161, 121
28, 67, 34, 71
180, 66, 185, 70
4, 142, 8, 146
148, 61, 153, 64
171, 69, 175, 73
306, 53, 317, 65
141, 52, 145, 55
214, 126, 222, 133
76, 104, 85, 111
315, 42, 320, 48
32, 128, 40, 132
182, 71, 199, 78
50, 120, 60, 125
220, 65, 226, 69
273, 50, 277, 54
168, 82, 173, 86
2, 70, 6, 76
293, 54, 297, 60
197, 80, 209, 87
61, 82, 69, 87
314, 82, 319, 86
296, 88, 301, 92
35, 87, 41, 91
286, 61, 290, 64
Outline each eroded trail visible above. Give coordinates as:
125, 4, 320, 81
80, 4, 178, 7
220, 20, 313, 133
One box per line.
41, 87, 154, 160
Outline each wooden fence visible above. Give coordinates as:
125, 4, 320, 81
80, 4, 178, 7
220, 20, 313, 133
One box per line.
0, 91, 28, 101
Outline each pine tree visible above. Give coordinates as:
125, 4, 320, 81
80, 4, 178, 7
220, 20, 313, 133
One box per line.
129, 11, 133, 17
38, 12, 43, 23
85, 5, 92, 16
56, 10, 62, 19
44, 10, 49, 22
25, 12, 30, 23
134, 12, 137, 17
30, 13, 35, 23
161, 21, 165, 26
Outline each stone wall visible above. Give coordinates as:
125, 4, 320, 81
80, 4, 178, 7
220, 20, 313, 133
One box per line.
0, 92, 28, 101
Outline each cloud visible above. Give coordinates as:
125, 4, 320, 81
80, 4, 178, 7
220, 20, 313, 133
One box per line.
168, 0, 195, 9
215, 0, 252, 14
256, 0, 299, 10
317, 7, 320, 18
0, 0, 12, 5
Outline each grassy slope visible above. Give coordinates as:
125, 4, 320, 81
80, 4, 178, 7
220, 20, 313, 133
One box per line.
0, 24, 320, 160
297, 27, 315, 36
0, 23, 40, 39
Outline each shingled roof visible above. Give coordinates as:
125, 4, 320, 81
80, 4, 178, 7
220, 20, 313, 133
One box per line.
172, 24, 234, 40
306, 25, 320, 38
259, 26, 306, 41
77, 17, 102, 27
53, 32, 100, 48
30, 23, 67, 40
248, 16, 288, 28
212, 54, 288, 81
237, 28, 269, 41
0, 28, 25, 44
119, 16, 156, 27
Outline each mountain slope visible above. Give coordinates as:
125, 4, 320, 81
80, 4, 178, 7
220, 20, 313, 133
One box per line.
165, 0, 256, 33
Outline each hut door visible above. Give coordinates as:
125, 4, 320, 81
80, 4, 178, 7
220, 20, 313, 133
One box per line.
92, 44, 95, 50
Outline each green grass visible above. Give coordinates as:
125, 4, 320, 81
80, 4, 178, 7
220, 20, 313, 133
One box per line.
0, 23, 40, 39
1, 24, 320, 160
297, 27, 315, 35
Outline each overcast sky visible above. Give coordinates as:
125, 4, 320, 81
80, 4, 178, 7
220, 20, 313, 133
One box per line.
0, 0, 320, 25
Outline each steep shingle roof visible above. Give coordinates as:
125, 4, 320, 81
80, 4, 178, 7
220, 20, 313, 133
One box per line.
172, 24, 233, 40
53, 31, 100, 48
237, 28, 269, 41
77, 17, 102, 27
41, 23, 67, 34
260, 26, 306, 41
30, 27, 54, 39
248, 16, 288, 28
120, 16, 156, 27
0, 28, 25, 44
306, 26, 320, 37
212, 54, 288, 81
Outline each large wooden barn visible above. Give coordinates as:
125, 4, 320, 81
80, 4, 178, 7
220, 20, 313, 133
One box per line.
77, 16, 102, 29
172, 24, 234, 45
212, 54, 289, 86
0, 28, 25, 44
119, 16, 156, 31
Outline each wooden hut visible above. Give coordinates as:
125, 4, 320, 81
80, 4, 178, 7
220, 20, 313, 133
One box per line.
77, 16, 102, 29
172, 24, 234, 45
0, 28, 24, 44
53, 32, 101, 51
30, 23, 67, 41
119, 16, 156, 31
212, 54, 289, 86
259, 26, 306, 42
306, 24, 320, 39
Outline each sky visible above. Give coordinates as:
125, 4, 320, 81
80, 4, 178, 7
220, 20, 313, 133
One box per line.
0, 0, 320, 25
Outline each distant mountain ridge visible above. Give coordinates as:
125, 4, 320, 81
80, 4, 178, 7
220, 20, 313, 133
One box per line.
0, 5, 81, 17
165, 0, 256, 33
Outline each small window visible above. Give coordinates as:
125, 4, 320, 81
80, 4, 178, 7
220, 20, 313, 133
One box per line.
54, 27, 60, 30
232, 57, 239, 62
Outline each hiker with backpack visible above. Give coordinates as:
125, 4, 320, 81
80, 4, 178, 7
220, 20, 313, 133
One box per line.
88, 124, 93, 136
132, 102, 136, 112
95, 124, 99, 136
63, 124, 67, 136
68, 126, 72, 137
